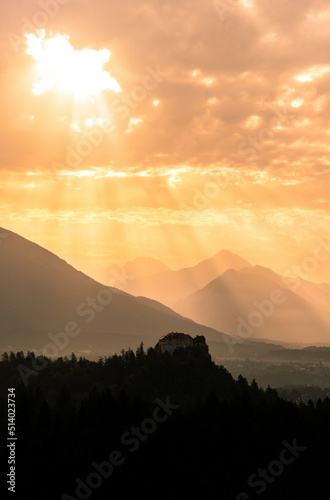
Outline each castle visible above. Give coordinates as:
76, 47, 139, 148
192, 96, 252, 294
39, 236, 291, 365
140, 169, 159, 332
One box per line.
155, 332, 209, 355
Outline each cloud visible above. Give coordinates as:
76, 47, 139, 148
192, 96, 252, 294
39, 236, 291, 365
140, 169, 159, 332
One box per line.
1, 0, 330, 276
1, 0, 330, 174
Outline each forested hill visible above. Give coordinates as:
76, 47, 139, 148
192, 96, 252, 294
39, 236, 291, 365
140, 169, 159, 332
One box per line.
1, 347, 330, 499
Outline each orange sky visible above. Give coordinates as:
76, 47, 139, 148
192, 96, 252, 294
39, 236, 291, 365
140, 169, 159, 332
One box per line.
1, 0, 330, 282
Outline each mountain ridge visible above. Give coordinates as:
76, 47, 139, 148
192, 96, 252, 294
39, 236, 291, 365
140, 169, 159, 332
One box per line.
120, 249, 252, 306
0, 227, 233, 355
175, 265, 330, 343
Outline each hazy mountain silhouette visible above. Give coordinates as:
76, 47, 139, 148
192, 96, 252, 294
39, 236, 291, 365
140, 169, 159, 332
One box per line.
95, 256, 171, 286
0, 228, 231, 354
2, 228, 328, 349
82, 257, 171, 289
121, 250, 251, 306
120, 256, 171, 277
175, 266, 330, 343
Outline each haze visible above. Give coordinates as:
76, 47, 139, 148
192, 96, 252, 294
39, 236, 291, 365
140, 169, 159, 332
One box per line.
1, 0, 330, 282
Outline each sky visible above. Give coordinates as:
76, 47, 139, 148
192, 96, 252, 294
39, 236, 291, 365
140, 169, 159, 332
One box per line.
0, 0, 330, 282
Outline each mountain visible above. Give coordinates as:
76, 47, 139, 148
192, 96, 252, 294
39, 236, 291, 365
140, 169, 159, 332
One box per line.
245, 265, 330, 311
120, 250, 251, 306
99, 257, 171, 287
0, 228, 232, 355
175, 266, 330, 343
121, 256, 171, 277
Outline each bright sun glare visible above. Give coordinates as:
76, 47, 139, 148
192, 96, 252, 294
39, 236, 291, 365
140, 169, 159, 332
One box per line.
25, 30, 121, 99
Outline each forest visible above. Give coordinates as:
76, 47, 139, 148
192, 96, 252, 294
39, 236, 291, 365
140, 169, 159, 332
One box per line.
1, 345, 329, 499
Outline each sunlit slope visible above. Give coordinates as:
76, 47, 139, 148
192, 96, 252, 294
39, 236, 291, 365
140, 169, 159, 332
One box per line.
175, 266, 330, 343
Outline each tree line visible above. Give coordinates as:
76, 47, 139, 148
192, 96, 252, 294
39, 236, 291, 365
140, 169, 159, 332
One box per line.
1, 345, 330, 499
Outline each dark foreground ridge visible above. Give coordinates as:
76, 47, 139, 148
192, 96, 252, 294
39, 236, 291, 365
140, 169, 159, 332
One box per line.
1, 346, 329, 499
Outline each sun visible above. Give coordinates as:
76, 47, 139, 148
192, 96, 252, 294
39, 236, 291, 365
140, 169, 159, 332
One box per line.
25, 30, 121, 99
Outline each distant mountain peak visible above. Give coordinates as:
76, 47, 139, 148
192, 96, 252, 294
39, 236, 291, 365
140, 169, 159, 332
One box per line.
124, 256, 171, 277
175, 263, 330, 344
212, 249, 251, 264
121, 247, 252, 306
